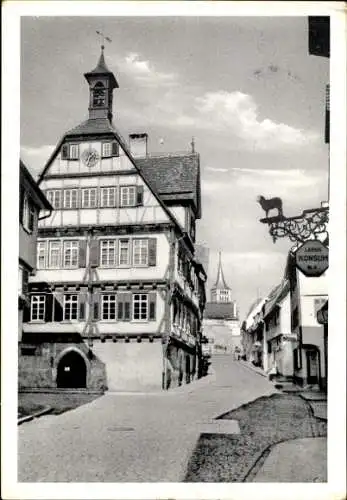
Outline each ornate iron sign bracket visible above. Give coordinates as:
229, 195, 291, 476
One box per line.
259, 207, 329, 244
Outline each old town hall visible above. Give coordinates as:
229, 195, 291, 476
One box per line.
20, 46, 207, 392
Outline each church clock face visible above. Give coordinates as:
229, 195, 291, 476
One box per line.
82, 148, 100, 167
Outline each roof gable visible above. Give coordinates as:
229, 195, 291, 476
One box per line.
136, 153, 201, 218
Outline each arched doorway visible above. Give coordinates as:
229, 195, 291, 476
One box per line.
57, 350, 87, 388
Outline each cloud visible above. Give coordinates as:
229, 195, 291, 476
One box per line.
195, 91, 319, 150
119, 53, 177, 87
20, 145, 54, 179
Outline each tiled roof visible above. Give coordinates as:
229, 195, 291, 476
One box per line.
66, 118, 116, 137
263, 280, 290, 319
204, 302, 237, 320
136, 154, 201, 217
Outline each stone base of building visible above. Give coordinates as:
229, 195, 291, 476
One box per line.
18, 333, 198, 392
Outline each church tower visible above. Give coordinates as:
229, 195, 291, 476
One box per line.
211, 252, 233, 304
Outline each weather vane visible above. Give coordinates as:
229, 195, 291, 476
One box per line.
96, 30, 112, 50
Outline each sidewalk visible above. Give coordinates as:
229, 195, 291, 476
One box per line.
252, 437, 327, 482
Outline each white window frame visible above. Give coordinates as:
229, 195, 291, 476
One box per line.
49, 240, 61, 268
133, 293, 148, 321
31, 295, 46, 321
69, 144, 79, 160
120, 186, 136, 207
63, 240, 79, 268
102, 142, 112, 158
101, 294, 117, 320
22, 194, 30, 232
100, 239, 117, 267
37, 241, 47, 269
63, 294, 79, 321
133, 239, 148, 266
81, 188, 98, 208
119, 239, 130, 266
46, 190, 62, 209
100, 187, 117, 208
64, 189, 79, 209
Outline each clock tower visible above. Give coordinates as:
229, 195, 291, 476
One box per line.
84, 45, 119, 122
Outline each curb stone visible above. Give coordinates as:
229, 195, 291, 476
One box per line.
18, 406, 52, 425
237, 360, 268, 378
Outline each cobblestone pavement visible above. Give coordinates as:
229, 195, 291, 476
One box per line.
18, 356, 277, 482
184, 393, 327, 482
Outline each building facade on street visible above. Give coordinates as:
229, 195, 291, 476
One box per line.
20, 47, 206, 392
18, 160, 52, 344
285, 251, 328, 390
203, 252, 241, 354
241, 249, 328, 390
262, 279, 297, 378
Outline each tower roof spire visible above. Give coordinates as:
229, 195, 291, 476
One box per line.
212, 251, 230, 290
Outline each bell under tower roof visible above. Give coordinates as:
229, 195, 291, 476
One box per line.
212, 251, 230, 291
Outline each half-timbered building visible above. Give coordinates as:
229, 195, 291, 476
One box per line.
20, 47, 206, 391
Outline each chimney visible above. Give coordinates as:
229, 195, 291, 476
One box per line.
129, 133, 148, 158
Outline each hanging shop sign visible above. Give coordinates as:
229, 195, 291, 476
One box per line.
295, 240, 329, 277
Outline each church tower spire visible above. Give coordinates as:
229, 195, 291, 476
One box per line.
84, 45, 119, 122
211, 252, 233, 303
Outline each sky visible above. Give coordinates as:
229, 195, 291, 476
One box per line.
20, 15, 329, 320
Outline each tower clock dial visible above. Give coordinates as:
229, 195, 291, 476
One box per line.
82, 148, 100, 167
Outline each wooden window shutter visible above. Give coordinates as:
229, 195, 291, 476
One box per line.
22, 269, 29, 295
61, 144, 69, 159
79, 239, 87, 267
53, 292, 64, 322
148, 238, 157, 266
149, 292, 156, 321
93, 292, 100, 320
136, 185, 144, 206
112, 141, 119, 157
124, 293, 131, 321
22, 300, 31, 322
19, 186, 25, 223
89, 239, 99, 268
45, 294, 53, 322
117, 293, 124, 320
79, 293, 87, 320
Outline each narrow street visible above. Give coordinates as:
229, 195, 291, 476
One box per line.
18, 355, 277, 482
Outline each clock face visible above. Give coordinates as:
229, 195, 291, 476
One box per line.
82, 148, 100, 167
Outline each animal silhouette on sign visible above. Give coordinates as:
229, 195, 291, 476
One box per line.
257, 195, 283, 218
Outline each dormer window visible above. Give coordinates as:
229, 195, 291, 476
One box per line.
92, 82, 106, 107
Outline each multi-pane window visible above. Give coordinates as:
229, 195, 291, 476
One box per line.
100, 240, 117, 267
64, 189, 78, 209
101, 294, 117, 320
119, 239, 130, 266
49, 241, 61, 268
63, 294, 79, 320
100, 187, 117, 207
46, 190, 62, 209
69, 144, 79, 160
133, 239, 148, 266
82, 188, 97, 208
102, 142, 112, 158
133, 294, 148, 320
63, 241, 79, 268
120, 186, 136, 207
37, 241, 47, 269
31, 295, 46, 321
